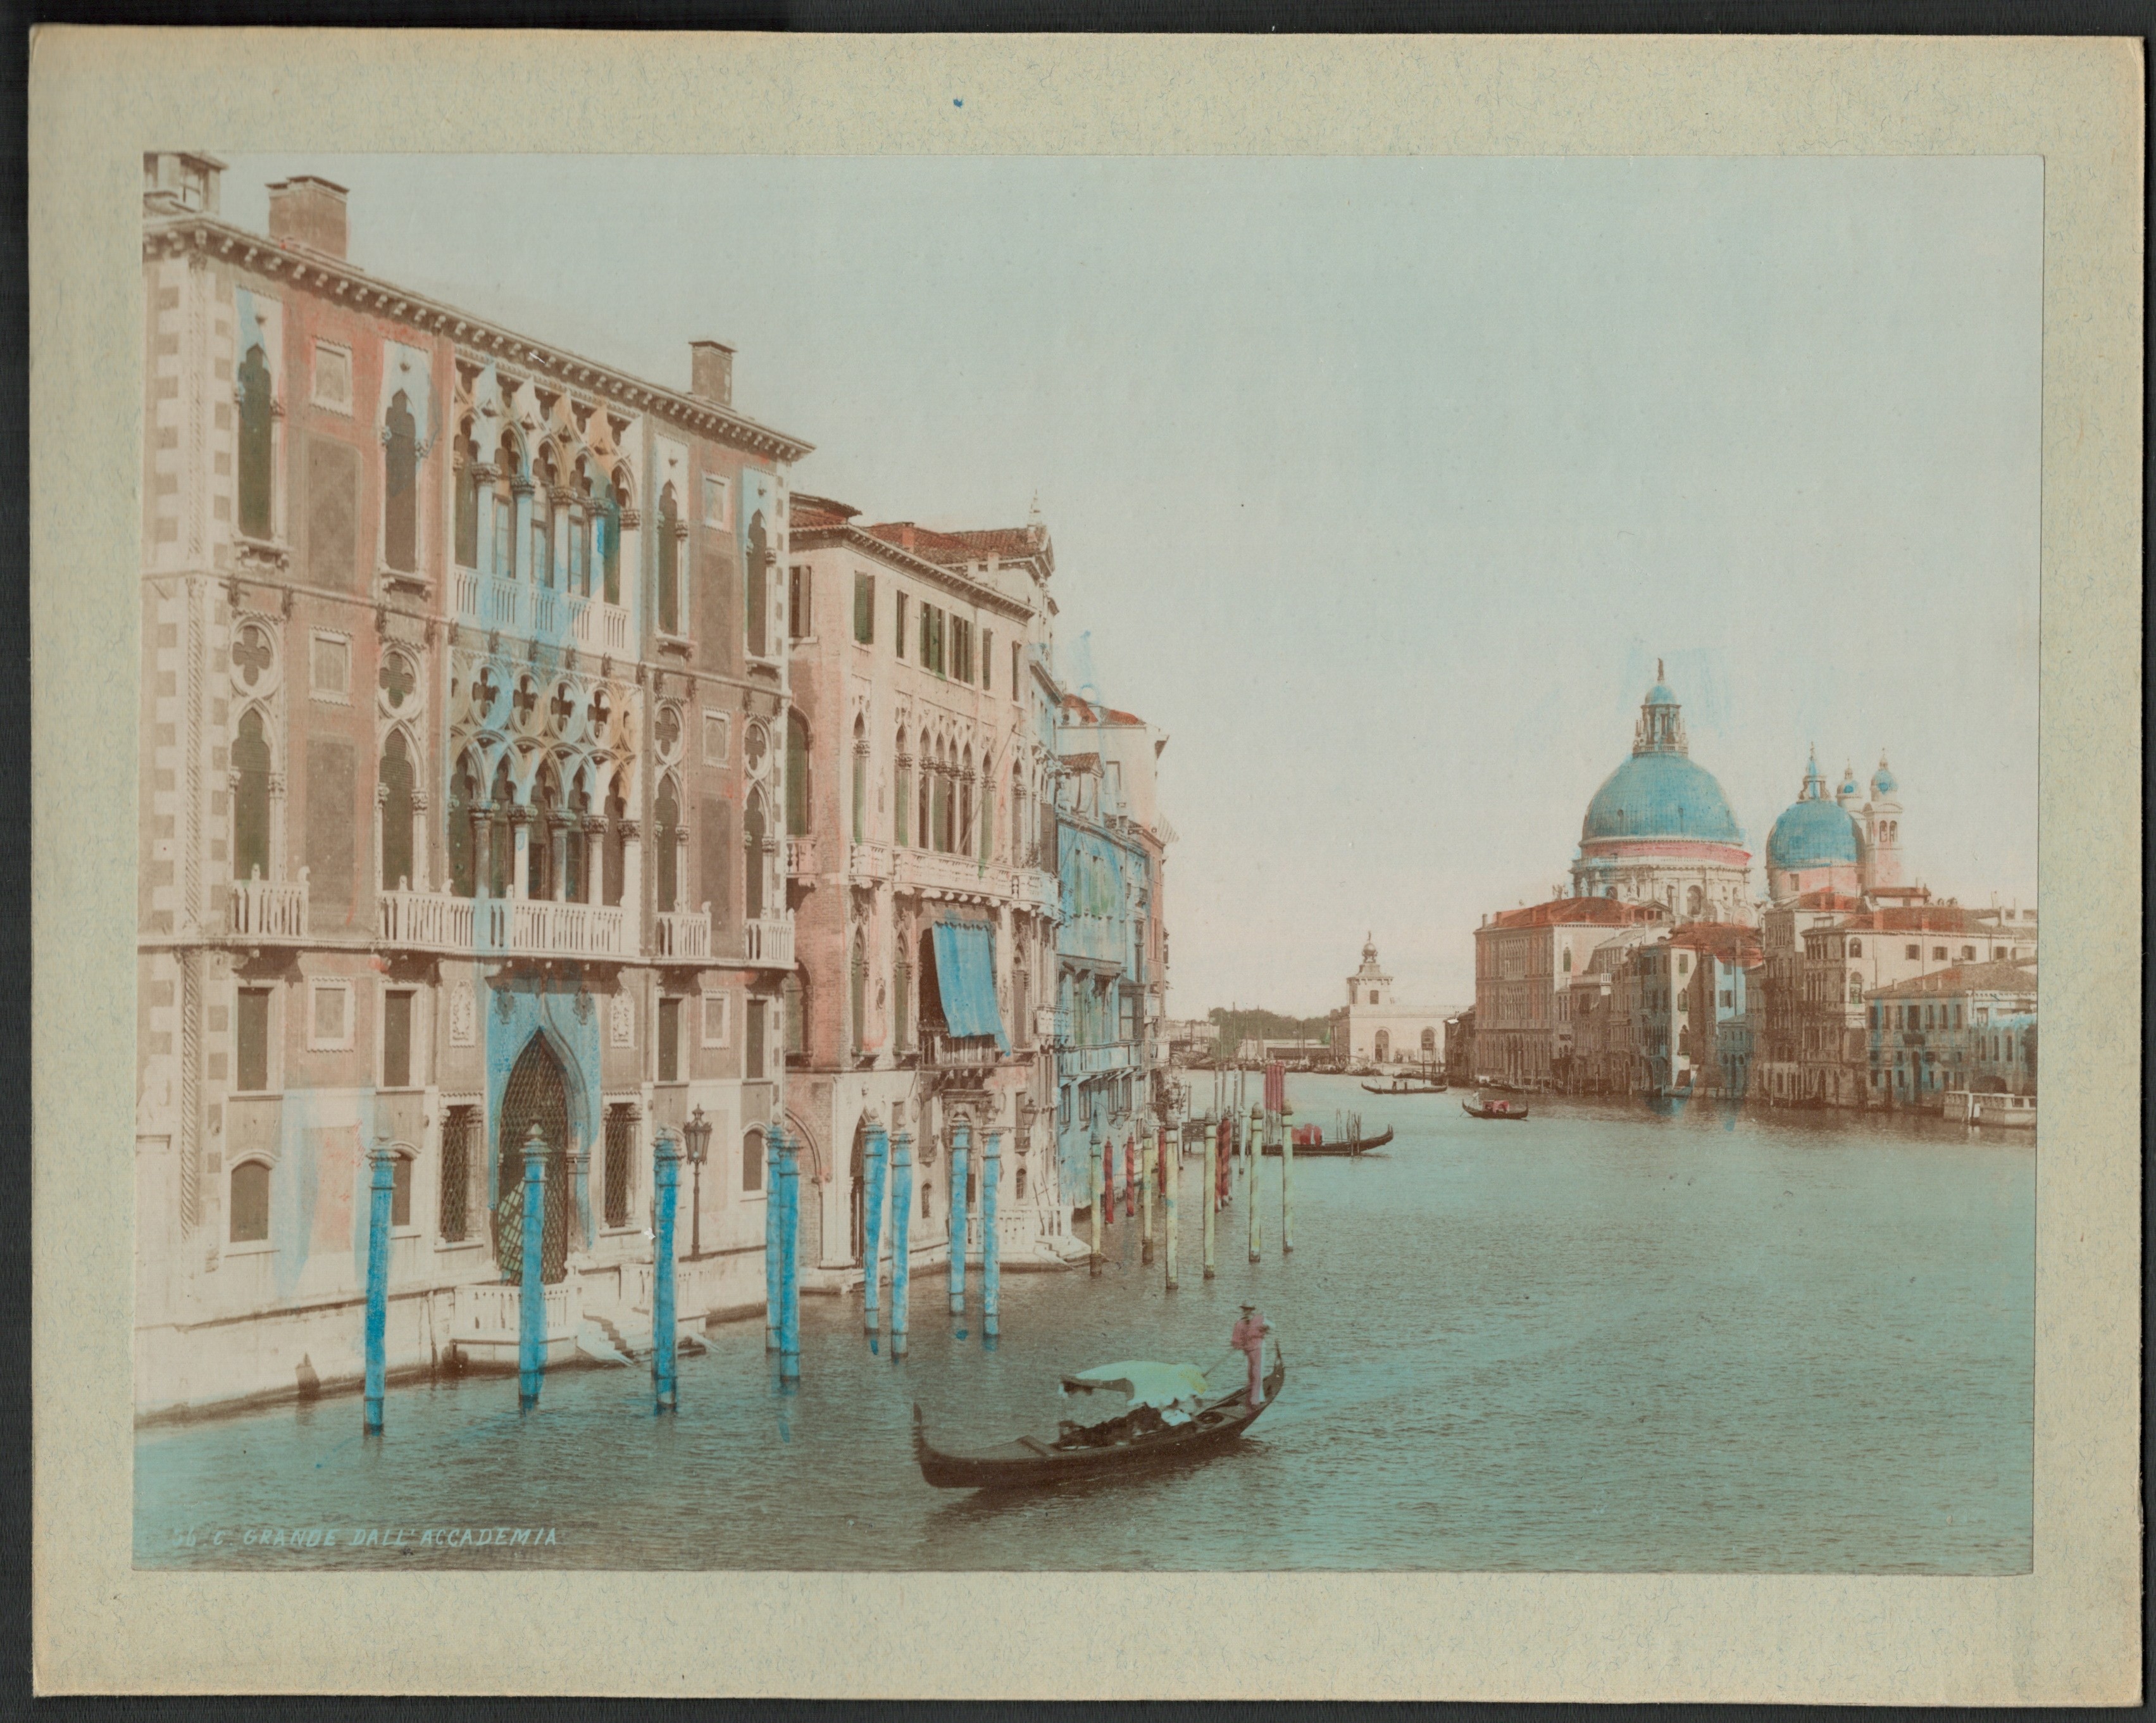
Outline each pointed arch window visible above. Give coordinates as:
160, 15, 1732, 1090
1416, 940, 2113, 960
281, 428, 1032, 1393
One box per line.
447, 751, 478, 898
785, 711, 810, 836
894, 732, 910, 848
232, 706, 271, 882
382, 389, 419, 573
491, 438, 518, 579
742, 1126, 764, 1194
745, 510, 769, 658
654, 776, 681, 912
917, 760, 932, 853
380, 729, 416, 891
742, 795, 766, 922
237, 342, 274, 540
487, 759, 514, 898
602, 779, 626, 906
599, 469, 625, 606
453, 427, 480, 568
532, 454, 557, 591
657, 483, 680, 634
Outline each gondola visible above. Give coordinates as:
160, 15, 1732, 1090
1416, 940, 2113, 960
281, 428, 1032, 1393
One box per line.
1361, 1079, 1447, 1096
1462, 1091, 1530, 1120
1259, 1126, 1393, 1156
913, 1350, 1287, 1491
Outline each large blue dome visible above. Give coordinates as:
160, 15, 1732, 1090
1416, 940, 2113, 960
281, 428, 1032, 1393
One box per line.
1581, 752, 1743, 844
1767, 796, 1860, 871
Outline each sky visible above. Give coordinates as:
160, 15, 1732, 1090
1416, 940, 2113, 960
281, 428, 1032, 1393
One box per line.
221, 154, 2042, 1017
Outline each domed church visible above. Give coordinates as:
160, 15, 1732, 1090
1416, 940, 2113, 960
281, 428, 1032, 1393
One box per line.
1569, 668, 1755, 924
1764, 748, 1905, 904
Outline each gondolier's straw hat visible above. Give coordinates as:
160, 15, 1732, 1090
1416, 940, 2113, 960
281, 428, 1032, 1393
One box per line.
1239, 1301, 1257, 1312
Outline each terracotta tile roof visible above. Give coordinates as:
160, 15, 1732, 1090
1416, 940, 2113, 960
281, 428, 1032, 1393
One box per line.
1059, 751, 1102, 775
1788, 889, 1868, 911
1488, 897, 1669, 930
864, 520, 1049, 567
1668, 922, 1765, 965
1060, 692, 1148, 727
1867, 961, 2038, 1000
788, 491, 859, 529
1835, 905, 2017, 935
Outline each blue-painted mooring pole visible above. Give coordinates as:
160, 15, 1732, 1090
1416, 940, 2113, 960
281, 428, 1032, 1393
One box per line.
981, 1128, 1001, 1338
890, 1129, 913, 1358
863, 1113, 888, 1346
764, 1125, 781, 1353
948, 1120, 969, 1317
518, 1122, 548, 1412
652, 1129, 680, 1410
363, 1135, 396, 1434
777, 1129, 801, 1382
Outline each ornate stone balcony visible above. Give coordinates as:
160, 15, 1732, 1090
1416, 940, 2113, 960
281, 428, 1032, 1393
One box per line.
228, 870, 309, 941
378, 888, 630, 959
922, 1029, 1002, 1070
847, 841, 893, 884
1013, 867, 1059, 915
785, 835, 819, 876
656, 907, 711, 961
892, 847, 1007, 901
744, 916, 794, 968
1060, 1039, 1140, 1077
454, 569, 627, 652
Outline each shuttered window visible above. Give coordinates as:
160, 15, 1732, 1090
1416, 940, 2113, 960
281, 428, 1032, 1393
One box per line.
853, 571, 875, 643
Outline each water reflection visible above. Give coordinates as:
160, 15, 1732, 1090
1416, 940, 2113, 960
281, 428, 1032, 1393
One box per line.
137, 1079, 2032, 1573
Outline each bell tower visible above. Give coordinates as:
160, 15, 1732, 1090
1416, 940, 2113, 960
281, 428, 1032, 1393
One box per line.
1863, 755, 1904, 891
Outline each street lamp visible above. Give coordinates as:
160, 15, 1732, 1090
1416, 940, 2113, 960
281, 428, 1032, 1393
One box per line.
683, 1104, 711, 1260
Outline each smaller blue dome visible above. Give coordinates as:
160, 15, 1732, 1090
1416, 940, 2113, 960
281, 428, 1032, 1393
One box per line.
1872, 761, 1898, 796
1644, 682, 1678, 706
1838, 768, 1859, 798
1767, 797, 1860, 872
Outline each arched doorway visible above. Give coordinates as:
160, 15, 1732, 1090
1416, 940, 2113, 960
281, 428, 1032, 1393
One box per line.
494, 1035, 572, 1284
1374, 1029, 1390, 1063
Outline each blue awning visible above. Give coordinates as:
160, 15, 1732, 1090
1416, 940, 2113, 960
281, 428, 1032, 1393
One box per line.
930, 921, 1009, 1051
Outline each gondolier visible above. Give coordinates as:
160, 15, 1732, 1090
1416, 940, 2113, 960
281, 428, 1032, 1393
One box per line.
1231, 1303, 1271, 1410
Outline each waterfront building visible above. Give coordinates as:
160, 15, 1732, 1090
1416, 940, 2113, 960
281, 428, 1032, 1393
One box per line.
1442, 1010, 1475, 1086
1568, 670, 1755, 924
1333, 937, 1447, 1068
1865, 961, 2038, 1110
1671, 922, 1764, 1098
1792, 901, 2038, 1108
1472, 897, 1666, 1086
135, 157, 809, 1415
1053, 694, 1173, 1212
779, 495, 1066, 1281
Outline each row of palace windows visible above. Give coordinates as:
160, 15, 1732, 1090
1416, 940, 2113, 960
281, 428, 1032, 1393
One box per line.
851, 573, 1021, 700
234, 344, 426, 579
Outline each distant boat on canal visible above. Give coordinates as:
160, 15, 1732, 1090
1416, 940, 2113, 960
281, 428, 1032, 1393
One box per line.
1462, 1091, 1531, 1120
1362, 1076, 1447, 1096
912, 1350, 1287, 1490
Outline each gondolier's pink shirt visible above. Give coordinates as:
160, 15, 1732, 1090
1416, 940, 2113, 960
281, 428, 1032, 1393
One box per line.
1231, 1315, 1267, 1358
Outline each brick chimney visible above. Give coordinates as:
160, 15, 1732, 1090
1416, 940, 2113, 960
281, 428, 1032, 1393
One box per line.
689, 340, 735, 408
266, 175, 349, 260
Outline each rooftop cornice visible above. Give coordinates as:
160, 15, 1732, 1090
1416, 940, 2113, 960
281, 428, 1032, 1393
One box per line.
790, 519, 1035, 622
145, 214, 814, 465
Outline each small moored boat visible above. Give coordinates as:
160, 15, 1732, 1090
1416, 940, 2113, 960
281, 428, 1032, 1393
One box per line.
913, 1350, 1286, 1491
1260, 1125, 1392, 1156
1462, 1091, 1531, 1120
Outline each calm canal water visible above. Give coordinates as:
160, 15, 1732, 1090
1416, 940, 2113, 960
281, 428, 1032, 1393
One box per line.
136, 1077, 2033, 1572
